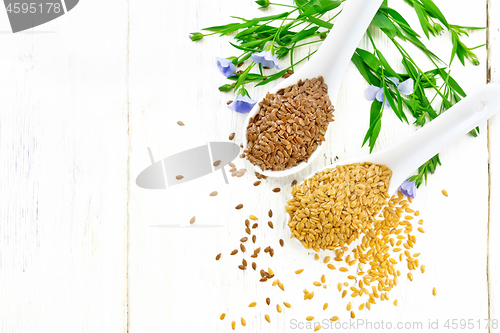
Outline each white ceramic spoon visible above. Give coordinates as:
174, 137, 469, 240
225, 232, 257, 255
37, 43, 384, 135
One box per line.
242, 0, 384, 177
285, 83, 500, 253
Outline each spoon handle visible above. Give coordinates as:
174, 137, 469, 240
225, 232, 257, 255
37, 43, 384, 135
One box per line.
379, 83, 500, 194
297, 0, 383, 99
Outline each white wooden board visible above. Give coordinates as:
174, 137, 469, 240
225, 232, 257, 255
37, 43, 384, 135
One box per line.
0, 0, 497, 332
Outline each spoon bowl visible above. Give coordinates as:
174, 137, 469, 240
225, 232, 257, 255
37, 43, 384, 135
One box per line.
284, 83, 500, 252
242, 0, 384, 177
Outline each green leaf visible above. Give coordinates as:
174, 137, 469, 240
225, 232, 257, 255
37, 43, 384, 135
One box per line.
291, 26, 319, 42
420, 0, 449, 29
356, 48, 381, 72
413, 3, 430, 39
255, 69, 288, 86
371, 11, 399, 38
234, 65, 253, 92
368, 116, 382, 152
362, 100, 383, 150
235, 25, 263, 39
380, 6, 414, 33
352, 53, 381, 86
376, 50, 401, 79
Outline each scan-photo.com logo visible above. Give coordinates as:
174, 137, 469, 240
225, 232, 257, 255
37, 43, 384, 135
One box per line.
4, 0, 79, 33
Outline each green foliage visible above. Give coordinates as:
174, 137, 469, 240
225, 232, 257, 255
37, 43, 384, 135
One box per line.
191, 0, 485, 188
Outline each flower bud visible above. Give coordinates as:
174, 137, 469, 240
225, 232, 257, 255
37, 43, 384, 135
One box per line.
189, 32, 204, 41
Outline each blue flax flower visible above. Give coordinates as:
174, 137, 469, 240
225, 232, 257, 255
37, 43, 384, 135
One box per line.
251, 50, 282, 70
364, 78, 415, 109
216, 57, 236, 77
399, 179, 417, 199
228, 95, 257, 113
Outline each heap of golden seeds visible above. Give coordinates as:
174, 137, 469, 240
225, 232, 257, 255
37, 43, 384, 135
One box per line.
286, 163, 392, 251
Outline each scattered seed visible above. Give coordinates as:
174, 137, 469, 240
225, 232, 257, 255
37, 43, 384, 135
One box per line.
295, 269, 304, 274
351, 311, 355, 319
210, 191, 218, 196
265, 314, 270, 323
347, 302, 352, 311
421, 265, 426, 273
268, 221, 274, 229
249, 302, 257, 307
215, 253, 221, 261
442, 189, 448, 197
245, 219, 250, 227
270, 249, 275, 257
359, 303, 365, 310
321, 275, 326, 283
394, 299, 398, 306
249, 215, 258, 220
230, 250, 238, 255
240, 244, 246, 252
323, 256, 331, 264
315, 254, 320, 261
252, 235, 257, 243
220, 313, 226, 320
235, 204, 243, 210
306, 316, 314, 321
213, 160, 221, 167
327, 264, 336, 270
229, 133, 235, 140
279, 239, 284, 247
245, 227, 251, 235
242, 259, 247, 267
432, 287, 437, 296
323, 303, 328, 310
241, 318, 246, 326
177, 121, 185, 126
254, 181, 261, 186
272, 188, 281, 193
252, 262, 256, 270
314, 324, 321, 331
418, 227, 425, 233
240, 237, 248, 242
331, 316, 339, 322
238, 265, 246, 270
231, 321, 235, 330
189, 216, 196, 224
313, 281, 322, 287
277, 304, 282, 313
291, 180, 297, 186
278, 282, 284, 291
266, 298, 271, 305
408, 272, 413, 281
175, 175, 183, 180
283, 302, 291, 308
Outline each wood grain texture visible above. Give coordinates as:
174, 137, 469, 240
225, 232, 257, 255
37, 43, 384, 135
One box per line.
0, 0, 495, 332
488, 0, 500, 328
0, 0, 129, 332
128, 0, 490, 332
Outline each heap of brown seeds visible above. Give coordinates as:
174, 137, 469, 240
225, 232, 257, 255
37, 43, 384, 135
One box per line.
286, 163, 392, 251
244, 76, 334, 171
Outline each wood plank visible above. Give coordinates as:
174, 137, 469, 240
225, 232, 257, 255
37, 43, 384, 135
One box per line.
128, 0, 489, 331
488, 0, 500, 328
0, 1, 129, 332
